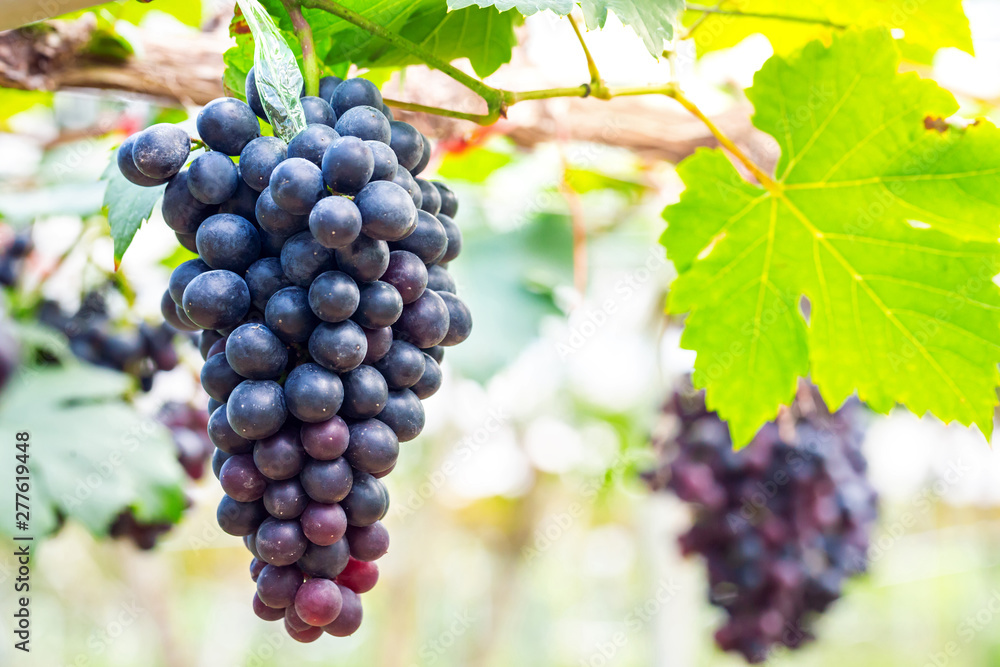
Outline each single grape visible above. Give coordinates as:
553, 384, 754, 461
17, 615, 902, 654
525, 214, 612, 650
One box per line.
256, 187, 308, 237
228, 379, 287, 440
175, 231, 199, 253
220, 453, 267, 502
438, 292, 473, 346
377, 389, 425, 442
260, 229, 291, 259
256, 517, 308, 566
344, 418, 398, 473
132, 123, 190, 179
256, 563, 303, 609
394, 290, 450, 349
433, 181, 459, 218
301, 457, 354, 504
319, 75, 343, 103
245, 257, 292, 311
263, 477, 309, 520
182, 270, 251, 330
200, 350, 244, 402
301, 416, 350, 461
366, 140, 398, 182
187, 151, 239, 205
353, 281, 403, 329
321, 136, 374, 196
340, 366, 389, 419
254, 426, 307, 480
331, 78, 382, 118
300, 96, 337, 128
340, 472, 389, 526
117, 134, 167, 186
286, 620, 324, 643
426, 264, 456, 293
416, 178, 442, 216
323, 585, 362, 636
219, 176, 261, 222
373, 340, 425, 389
335, 105, 390, 144
217, 495, 267, 536
335, 234, 389, 283
388, 121, 424, 171
300, 501, 348, 546
362, 326, 393, 364
280, 231, 336, 287
381, 251, 428, 305
308, 196, 362, 249
295, 578, 344, 627
197, 98, 261, 156
253, 593, 285, 621
308, 320, 367, 373
208, 404, 253, 454
410, 136, 432, 177
426, 345, 445, 364
308, 271, 360, 323
200, 330, 223, 360
240, 136, 288, 192
168, 258, 210, 305
161, 290, 198, 332
345, 522, 389, 562
162, 170, 216, 234
381, 103, 394, 122
212, 447, 232, 479
392, 166, 423, 210
336, 557, 379, 594
270, 158, 326, 216
285, 363, 344, 423
245, 66, 267, 120
226, 322, 288, 380
297, 538, 351, 579
354, 180, 417, 242
390, 210, 447, 264
265, 286, 319, 344
196, 213, 261, 273
411, 354, 442, 399
206, 336, 227, 358
437, 213, 462, 263
288, 124, 340, 167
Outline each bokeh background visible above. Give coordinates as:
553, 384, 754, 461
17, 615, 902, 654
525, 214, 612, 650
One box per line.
2, 1, 1000, 666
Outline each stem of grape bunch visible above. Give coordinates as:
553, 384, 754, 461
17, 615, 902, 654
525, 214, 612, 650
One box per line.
282, 0, 320, 97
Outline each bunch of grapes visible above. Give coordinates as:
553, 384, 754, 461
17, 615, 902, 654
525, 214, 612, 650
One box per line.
646, 382, 877, 663
118, 72, 471, 641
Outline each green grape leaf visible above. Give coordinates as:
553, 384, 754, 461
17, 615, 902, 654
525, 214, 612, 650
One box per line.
449, 0, 682, 57
662, 29, 1000, 446
0, 364, 186, 538
685, 0, 972, 63
101, 158, 165, 268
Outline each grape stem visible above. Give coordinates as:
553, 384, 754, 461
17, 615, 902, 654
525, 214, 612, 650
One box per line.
684, 3, 848, 29
567, 14, 609, 100
282, 0, 320, 97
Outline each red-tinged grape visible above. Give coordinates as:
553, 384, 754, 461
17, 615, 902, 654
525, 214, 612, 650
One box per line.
336, 557, 378, 594
294, 577, 344, 626
323, 585, 363, 637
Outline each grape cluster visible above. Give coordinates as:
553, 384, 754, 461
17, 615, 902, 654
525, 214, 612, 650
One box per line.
646, 382, 877, 663
119, 72, 471, 641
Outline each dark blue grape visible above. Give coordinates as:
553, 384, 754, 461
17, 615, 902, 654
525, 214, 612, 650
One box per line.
437, 213, 462, 263
200, 329, 223, 360
256, 563, 303, 609
132, 124, 190, 179
217, 495, 267, 536
381, 103, 394, 122
297, 538, 350, 579
340, 366, 388, 419
280, 231, 336, 287
392, 166, 422, 209
390, 210, 447, 264
187, 151, 239, 205
201, 350, 244, 402
175, 231, 198, 252
270, 158, 326, 216
416, 178, 441, 216
288, 124, 340, 167
300, 457, 353, 504
373, 340, 425, 389
168, 258, 210, 305
340, 472, 389, 526
240, 136, 288, 192
411, 354, 442, 399
117, 134, 166, 186
227, 379, 287, 439
434, 181, 458, 218
256, 186, 308, 236
256, 517, 308, 566
425, 345, 444, 364
425, 264, 455, 293
254, 425, 307, 480
319, 76, 343, 103
362, 326, 393, 364
260, 229, 291, 258
161, 289, 199, 331
226, 323, 288, 380
354, 180, 417, 241
212, 447, 231, 479
308, 196, 361, 249
388, 121, 424, 171
308, 320, 367, 373
335, 106, 390, 144
285, 363, 344, 423
196, 213, 261, 273
335, 234, 389, 283
182, 269, 251, 330
197, 98, 261, 156
218, 175, 260, 222
162, 170, 216, 234
411, 135, 432, 176
208, 404, 253, 454
393, 289, 449, 349
321, 136, 373, 195
331, 78, 382, 118
263, 478, 309, 520
377, 389, 425, 442
245, 66, 267, 120
245, 257, 292, 311
308, 270, 359, 323
300, 96, 337, 128
366, 140, 398, 182
438, 292, 472, 346
353, 281, 402, 329
265, 286, 319, 344
381, 250, 428, 304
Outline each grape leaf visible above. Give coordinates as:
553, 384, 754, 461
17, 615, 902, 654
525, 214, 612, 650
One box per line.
101, 158, 166, 268
448, 0, 682, 57
685, 0, 972, 63
662, 29, 1000, 446
0, 364, 186, 538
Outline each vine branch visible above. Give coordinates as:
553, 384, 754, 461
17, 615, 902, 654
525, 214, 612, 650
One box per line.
283, 0, 320, 97
684, 4, 848, 29
567, 14, 609, 99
